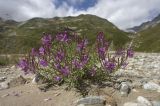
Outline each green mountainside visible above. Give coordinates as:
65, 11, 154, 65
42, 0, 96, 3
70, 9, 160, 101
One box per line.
132, 14, 160, 52
0, 14, 130, 54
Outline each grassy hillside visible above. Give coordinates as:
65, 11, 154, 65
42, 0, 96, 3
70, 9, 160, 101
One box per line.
133, 23, 160, 52
0, 14, 130, 54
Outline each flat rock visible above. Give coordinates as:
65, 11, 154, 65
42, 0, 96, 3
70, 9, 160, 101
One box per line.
0, 76, 7, 82
143, 82, 160, 91
137, 96, 152, 106
123, 102, 138, 106
120, 82, 130, 96
0, 82, 9, 90
77, 96, 106, 105
152, 101, 160, 106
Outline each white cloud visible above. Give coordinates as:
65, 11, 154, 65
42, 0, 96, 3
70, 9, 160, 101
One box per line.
0, 0, 160, 29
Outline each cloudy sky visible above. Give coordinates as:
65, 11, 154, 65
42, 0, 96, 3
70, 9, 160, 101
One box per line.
0, 0, 160, 29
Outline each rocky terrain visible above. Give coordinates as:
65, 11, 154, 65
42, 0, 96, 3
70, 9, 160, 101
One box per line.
0, 53, 160, 106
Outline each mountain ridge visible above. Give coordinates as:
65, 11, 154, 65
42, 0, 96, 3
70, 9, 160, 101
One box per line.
0, 14, 130, 54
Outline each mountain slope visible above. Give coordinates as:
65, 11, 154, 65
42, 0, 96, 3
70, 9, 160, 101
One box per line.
133, 14, 160, 52
128, 14, 160, 32
0, 14, 130, 54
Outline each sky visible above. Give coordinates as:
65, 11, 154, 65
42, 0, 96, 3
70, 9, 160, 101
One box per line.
0, 0, 160, 30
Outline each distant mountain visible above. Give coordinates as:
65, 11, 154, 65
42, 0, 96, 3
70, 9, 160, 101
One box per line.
0, 14, 130, 54
133, 14, 160, 52
128, 14, 160, 32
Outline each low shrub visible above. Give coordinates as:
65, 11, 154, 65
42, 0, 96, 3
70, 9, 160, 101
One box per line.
18, 31, 133, 89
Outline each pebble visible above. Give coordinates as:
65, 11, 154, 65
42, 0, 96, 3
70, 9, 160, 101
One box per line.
151, 101, 160, 106
44, 98, 52, 102
0, 76, 7, 82
123, 102, 139, 106
1, 93, 10, 98
137, 96, 152, 106
77, 96, 106, 105
0, 82, 9, 90
120, 82, 130, 96
143, 82, 160, 91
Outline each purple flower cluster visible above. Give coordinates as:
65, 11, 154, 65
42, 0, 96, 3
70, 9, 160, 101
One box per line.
41, 34, 52, 47
72, 54, 89, 69
55, 50, 65, 62
76, 39, 88, 52
98, 47, 106, 60
18, 31, 133, 85
60, 66, 70, 76
103, 60, 116, 72
127, 48, 134, 58
56, 32, 69, 43
39, 47, 45, 55
39, 59, 48, 67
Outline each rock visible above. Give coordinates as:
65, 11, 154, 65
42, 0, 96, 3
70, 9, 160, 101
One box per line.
143, 82, 160, 91
123, 102, 138, 106
77, 96, 106, 106
9, 75, 26, 87
137, 96, 152, 106
120, 82, 130, 96
32, 73, 45, 84
0, 76, 7, 82
77, 104, 85, 106
1, 93, 10, 98
0, 82, 9, 90
44, 98, 52, 102
152, 101, 160, 106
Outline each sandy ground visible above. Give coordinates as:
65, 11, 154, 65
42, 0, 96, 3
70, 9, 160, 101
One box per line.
0, 84, 81, 106
0, 83, 160, 106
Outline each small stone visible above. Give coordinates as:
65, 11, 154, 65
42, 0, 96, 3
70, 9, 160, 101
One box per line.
137, 96, 152, 106
132, 89, 139, 92
120, 82, 130, 96
77, 104, 85, 106
44, 98, 52, 102
1, 93, 9, 98
123, 102, 138, 106
152, 101, 160, 106
77, 96, 106, 105
0, 82, 9, 90
0, 76, 7, 82
54, 92, 61, 96
13, 93, 20, 97
143, 82, 160, 91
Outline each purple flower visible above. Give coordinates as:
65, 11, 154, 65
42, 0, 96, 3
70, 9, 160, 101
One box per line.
39, 59, 48, 67
72, 59, 83, 69
56, 32, 69, 42
60, 66, 70, 76
41, 35, 52, 46
76, 39, 88, 52
31, 48, 37, 56
104, 60, 116, 72
98, 47, 106, 59
39, 47, 45, 55
54, 63, 61, 70
116, 49, 125, 56
54, 76, 61, 81
18, 59, 29, 74
127, 48, 134, 58
55, 50, 65, 62
81, 54, 89, 64
97, 32, 104, 42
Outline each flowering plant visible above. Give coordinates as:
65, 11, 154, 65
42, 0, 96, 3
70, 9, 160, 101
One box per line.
18, 31, 133, 88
